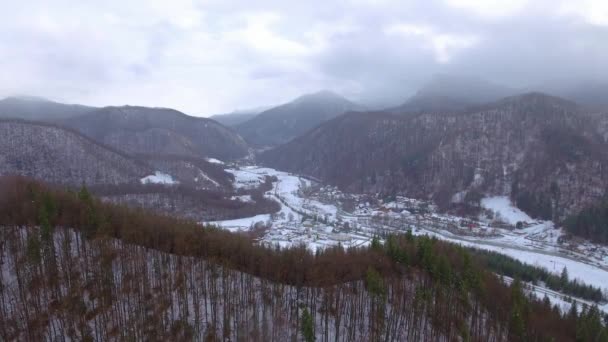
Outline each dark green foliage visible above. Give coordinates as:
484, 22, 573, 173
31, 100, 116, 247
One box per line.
464, 189, 483, 207
26, 234, 41, 265
509, 279, 528, 342
301, 308, 315, 342
564, 199, 608, 244
576, 305, 608, 342
515, 191, 553, 221
78, 184, 104, 239
370, 236, 382, 251
560, 267, 569, 285
365, 267, 386, 300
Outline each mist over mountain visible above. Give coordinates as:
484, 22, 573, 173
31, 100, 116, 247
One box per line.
538, 80, 608, 110
236, 90, 364, 147
209, 111, 258, 127
208, 105, 276, 127
391, 74, 517, 114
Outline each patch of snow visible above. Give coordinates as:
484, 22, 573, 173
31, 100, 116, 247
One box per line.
141, 171, 178, 185
481, 196, 532, 225
207, 214, 270, 232
231, 195, 253, 203
451, 190, 467, 203
205, 157, 224, 165
226, 168, 266, 189
196, 171, 220, 187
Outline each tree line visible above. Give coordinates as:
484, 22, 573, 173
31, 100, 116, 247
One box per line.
89, 175, 280, 222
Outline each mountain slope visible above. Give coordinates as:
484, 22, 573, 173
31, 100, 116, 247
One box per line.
260, 93, 608, 221
0, 96, 95, 121
63, 106, 249, 160
0, 120, 150, 185
236, 90, 363, 146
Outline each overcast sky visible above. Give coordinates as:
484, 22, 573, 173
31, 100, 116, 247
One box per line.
0, 0, 607, 115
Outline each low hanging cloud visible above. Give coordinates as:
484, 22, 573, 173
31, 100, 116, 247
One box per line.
0, 0, 606, 115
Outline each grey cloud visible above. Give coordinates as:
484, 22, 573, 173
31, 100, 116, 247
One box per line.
0, 0, 606, 114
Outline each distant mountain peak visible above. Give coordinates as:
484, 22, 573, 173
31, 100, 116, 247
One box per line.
2, 95, 55, 104
393, 74, 517, 114
236, 90, 362, 147
292, 90, 351, 104
493, 91, 579, 109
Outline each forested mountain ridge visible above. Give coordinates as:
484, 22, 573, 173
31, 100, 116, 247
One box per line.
0, 175, 605, 341
236, 90, 364, 147
63, 105, 249, 161
0, 119, 150, 186
0, 96, 96, 121
260, 92, 608, 223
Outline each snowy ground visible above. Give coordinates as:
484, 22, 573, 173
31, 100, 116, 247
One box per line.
225, 167, 266, 189
206, 165, 608, 304
481, 196, 532, 225
205, 157, 224, 165
207, 166, 367, 252
209, 214, 271, 232
140, 171, 178, 185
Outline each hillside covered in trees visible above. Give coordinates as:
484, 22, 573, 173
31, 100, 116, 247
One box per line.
63, 105, 249, 161
0, 175, 606, 341
260, 93, 608, 236
564, 198, 608, 244
0, 120, 151, 186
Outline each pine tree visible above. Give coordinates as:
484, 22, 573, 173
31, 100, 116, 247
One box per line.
301, 308, 315, 342
509, 279, 527, 341
560, 266, 569, 289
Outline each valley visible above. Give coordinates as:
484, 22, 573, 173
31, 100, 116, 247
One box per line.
205, 164, 608, 311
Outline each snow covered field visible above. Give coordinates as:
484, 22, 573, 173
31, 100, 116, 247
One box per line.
481, 196, 533, 225
205, 157, 224, 164
208, 165, 608, 305
140, 171, 178, 185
